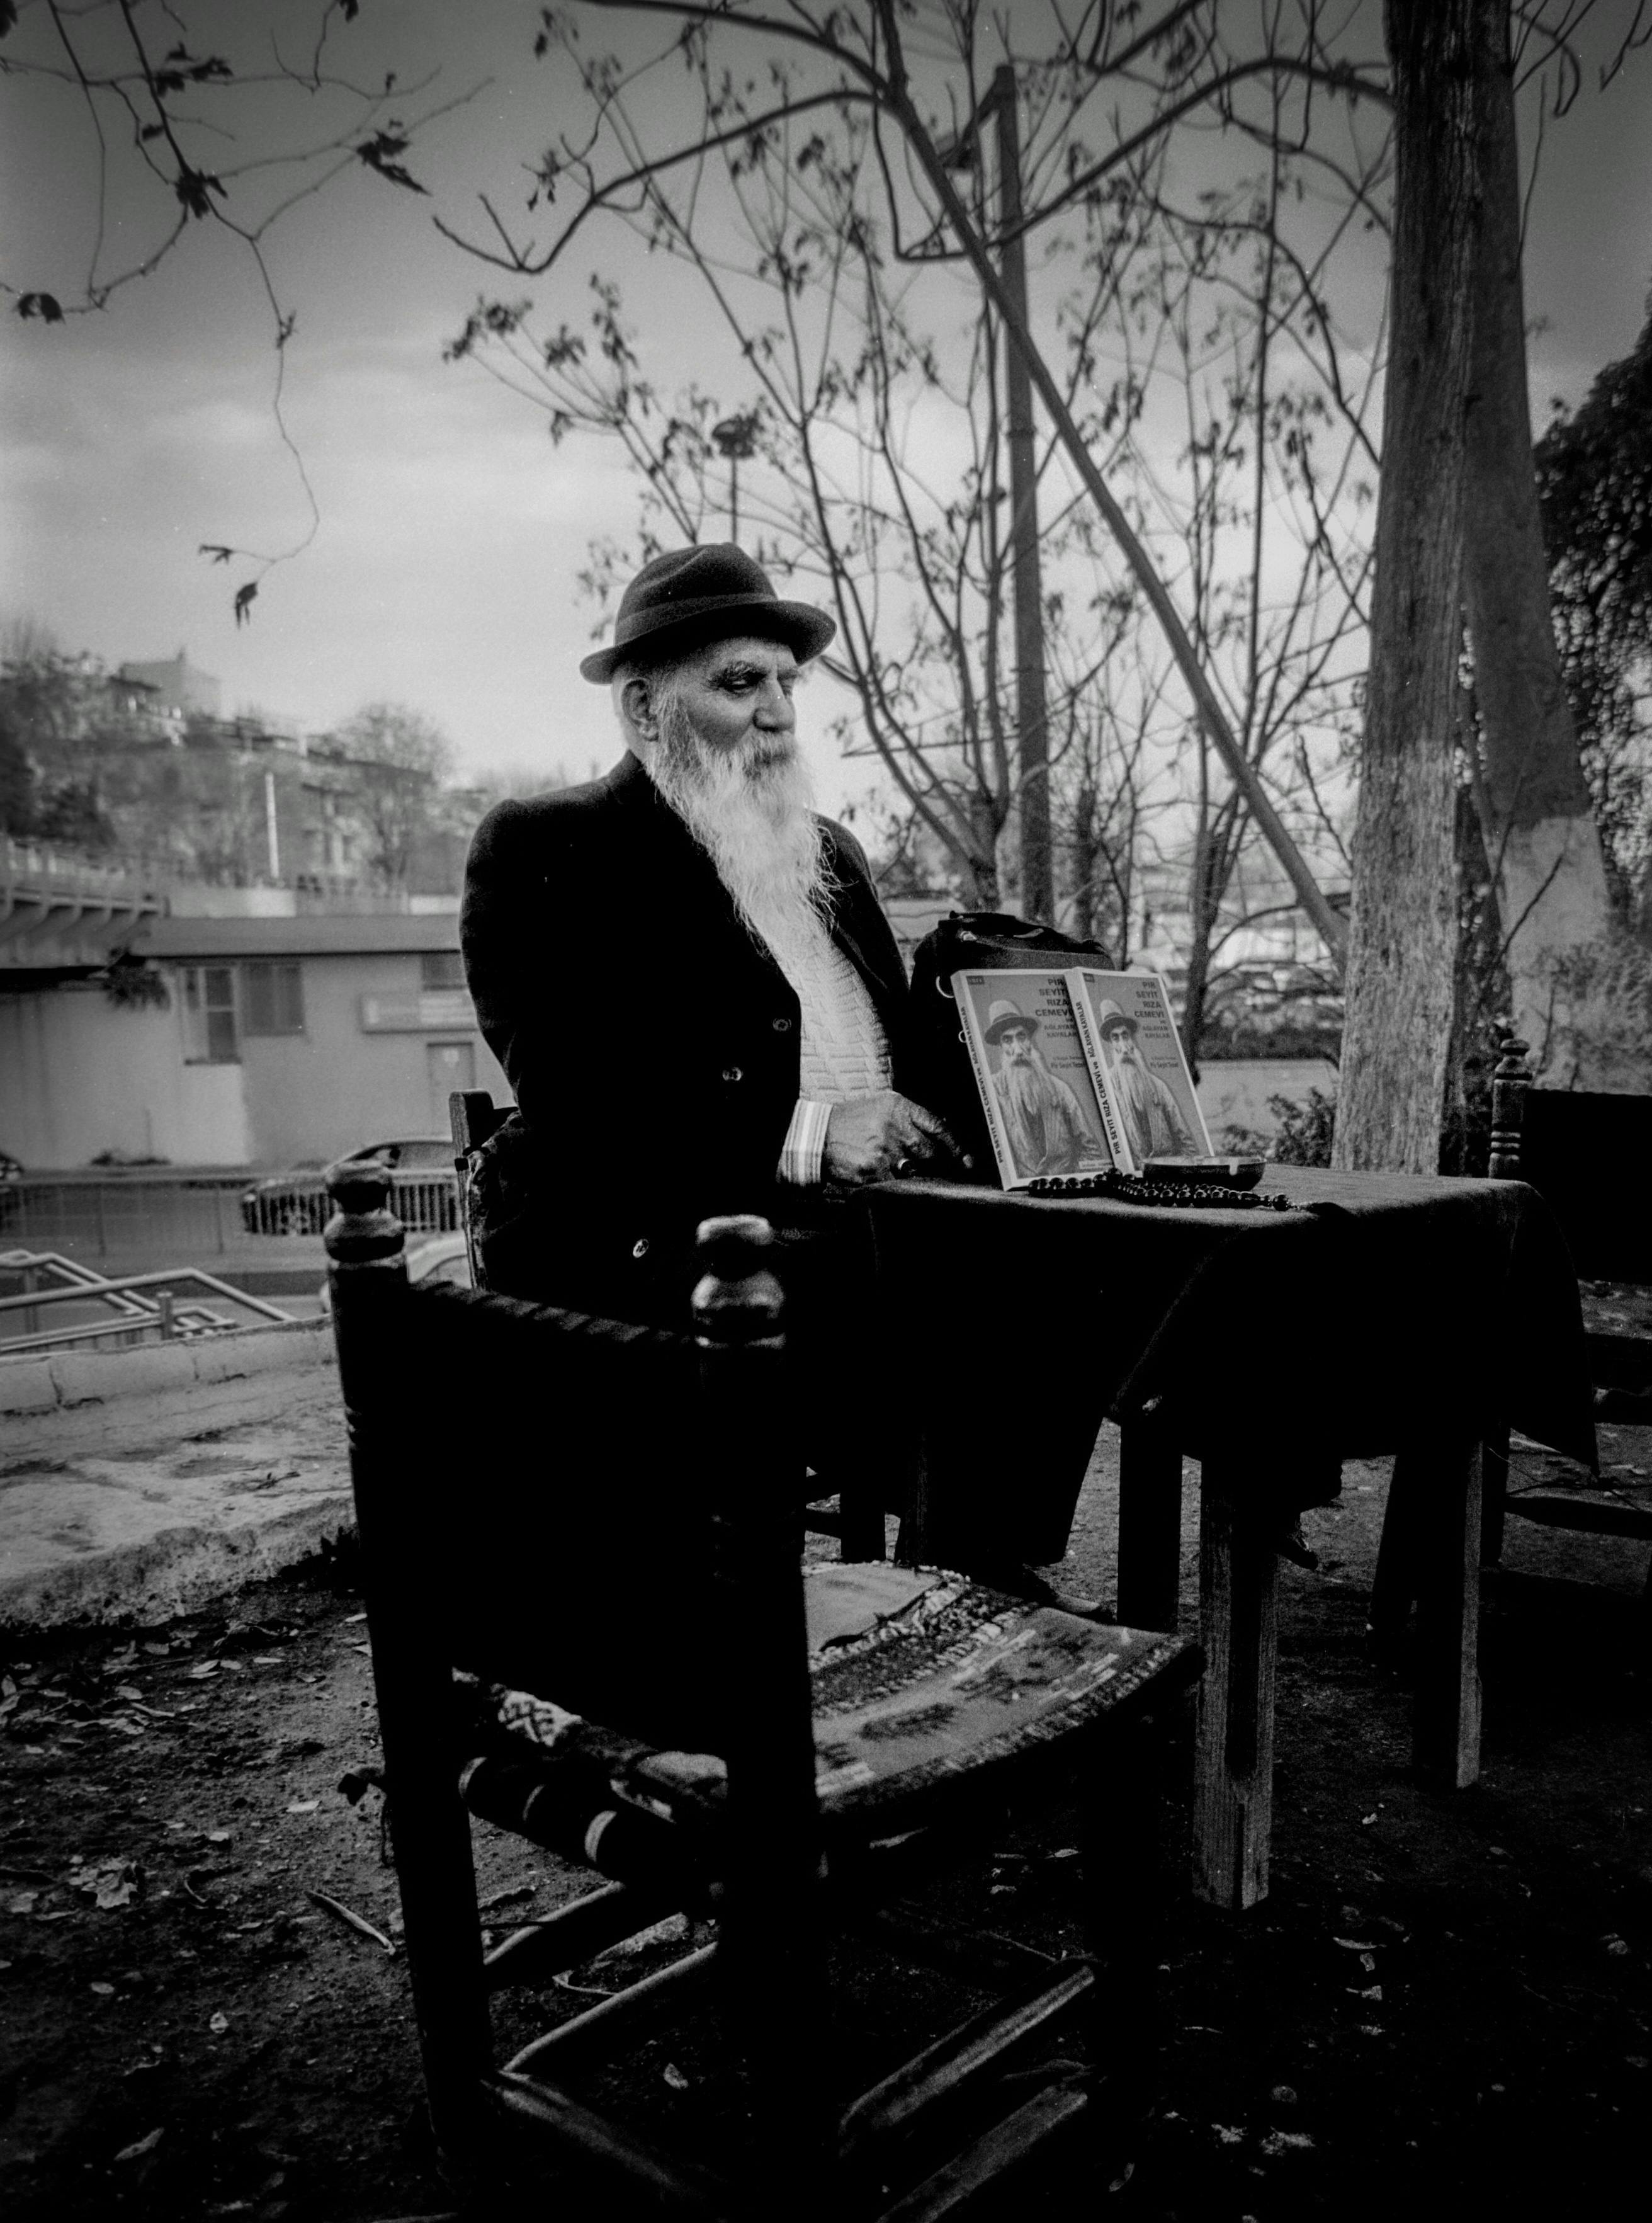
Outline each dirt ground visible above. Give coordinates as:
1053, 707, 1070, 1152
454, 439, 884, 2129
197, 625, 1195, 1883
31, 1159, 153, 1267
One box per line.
3, 1428, 1649, 2222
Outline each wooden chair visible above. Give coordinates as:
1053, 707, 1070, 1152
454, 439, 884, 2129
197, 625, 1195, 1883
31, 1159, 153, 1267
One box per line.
325, 1159, 1199, 2217
449, 1086, 890, 1563
1478, 1040, 1652, 1629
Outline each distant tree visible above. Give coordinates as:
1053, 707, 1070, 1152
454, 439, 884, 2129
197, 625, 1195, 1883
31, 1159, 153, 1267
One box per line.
30, 776, 117, 850
0, 709, 34, 834
329, 701, 455, 888
1537, 302, 1652, 928
0, 640, 133, 850
0, 642, 109, 751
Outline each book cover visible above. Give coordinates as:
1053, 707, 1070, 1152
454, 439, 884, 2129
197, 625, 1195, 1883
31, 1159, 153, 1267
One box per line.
1064, 969, 1136, 1173
1066, 969, 1214, 1169
951, 968, 1121, 1189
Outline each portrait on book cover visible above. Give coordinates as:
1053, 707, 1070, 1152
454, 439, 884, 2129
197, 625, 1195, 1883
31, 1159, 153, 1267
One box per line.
1077, 974, 1209, 1163
961, 977, 1111, 1181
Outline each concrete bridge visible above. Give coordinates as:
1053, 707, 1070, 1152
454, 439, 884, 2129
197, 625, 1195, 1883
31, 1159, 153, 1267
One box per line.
0, 836, 164, 972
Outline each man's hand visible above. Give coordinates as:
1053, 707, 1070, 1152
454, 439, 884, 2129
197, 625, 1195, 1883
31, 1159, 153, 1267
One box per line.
823, 1091, 971, 1187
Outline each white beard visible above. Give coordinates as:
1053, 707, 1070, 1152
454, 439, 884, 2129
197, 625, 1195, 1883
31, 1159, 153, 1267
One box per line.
646, 695, 835, 976
1000, 1052, 1055, 1117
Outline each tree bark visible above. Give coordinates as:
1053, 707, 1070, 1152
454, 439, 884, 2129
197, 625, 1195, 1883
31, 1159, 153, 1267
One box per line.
1333, 0, 1477, 1172
1460, 0, 1646, 1090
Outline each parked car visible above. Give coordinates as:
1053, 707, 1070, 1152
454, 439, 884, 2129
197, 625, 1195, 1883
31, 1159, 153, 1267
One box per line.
319, 1230, 471, 1313
240, 1137, 457, 1236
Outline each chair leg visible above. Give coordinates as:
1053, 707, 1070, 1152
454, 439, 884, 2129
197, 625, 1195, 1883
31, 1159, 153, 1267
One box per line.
1412, 1439, 1484, 1790
721, 1882, 834, 2211
1084, 1711, 1163, 2120
1191, 1462, 1279, 1911
378, 1702, 494, 2176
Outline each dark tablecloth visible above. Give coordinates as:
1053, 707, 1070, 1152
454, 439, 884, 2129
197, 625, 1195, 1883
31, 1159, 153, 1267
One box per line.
865, 1168, 1596, 1564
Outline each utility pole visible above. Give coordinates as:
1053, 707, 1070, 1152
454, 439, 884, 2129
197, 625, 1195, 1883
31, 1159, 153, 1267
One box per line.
988, 67, 1052, 923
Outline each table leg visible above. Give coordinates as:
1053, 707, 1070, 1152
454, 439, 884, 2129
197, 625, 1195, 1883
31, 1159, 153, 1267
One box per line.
1117, 1420, 1184, 1632
1413, 1440, 1483, 1789
1369, 1450, 1425, 1645
1192, 1465, 1279, 1911
837, 1484, 888, 1563
1481, 1424, 1509, 1567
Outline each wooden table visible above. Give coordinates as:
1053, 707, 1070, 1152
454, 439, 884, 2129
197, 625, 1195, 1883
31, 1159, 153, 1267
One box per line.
864, 1166, 1595, 1911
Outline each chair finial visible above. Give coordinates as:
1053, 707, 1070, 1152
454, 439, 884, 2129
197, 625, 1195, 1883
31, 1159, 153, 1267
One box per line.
324, 1156, 405, 1266
693, 1214, 784, 1346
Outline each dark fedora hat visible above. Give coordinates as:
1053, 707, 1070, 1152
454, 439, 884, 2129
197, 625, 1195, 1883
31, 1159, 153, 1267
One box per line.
983, 998, 1039, 1044
579, 543, 836, 683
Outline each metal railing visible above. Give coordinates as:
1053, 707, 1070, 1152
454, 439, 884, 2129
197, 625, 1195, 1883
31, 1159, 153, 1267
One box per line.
239, 1168, 458, 1237
0, 1174, 254, 1256
0, 1250, 294, 1357
0, 1166, 460, 1251
0, 833, 164, 904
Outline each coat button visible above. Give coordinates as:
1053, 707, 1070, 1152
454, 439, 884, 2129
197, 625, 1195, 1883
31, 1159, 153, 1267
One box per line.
722, 1065, 743, 1083
772, 1017, 791, 1033
631, 1237, 650, 1260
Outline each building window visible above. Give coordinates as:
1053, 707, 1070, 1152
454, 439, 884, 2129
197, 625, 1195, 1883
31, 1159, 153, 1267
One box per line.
181, 965, 239, 1063
242, 960, 305, 1036
420, 950, 465, 990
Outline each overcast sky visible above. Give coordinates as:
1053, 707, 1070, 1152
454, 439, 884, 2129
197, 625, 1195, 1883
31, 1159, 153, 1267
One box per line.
2, 1, 1649, 819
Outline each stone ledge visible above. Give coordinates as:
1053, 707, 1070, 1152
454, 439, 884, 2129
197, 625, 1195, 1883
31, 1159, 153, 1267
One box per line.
0, 1316, 334, 1417
0, 1495, 354, 1630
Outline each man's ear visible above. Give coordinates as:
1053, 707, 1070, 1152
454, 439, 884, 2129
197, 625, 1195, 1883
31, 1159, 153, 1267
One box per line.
621, 673, 659, 743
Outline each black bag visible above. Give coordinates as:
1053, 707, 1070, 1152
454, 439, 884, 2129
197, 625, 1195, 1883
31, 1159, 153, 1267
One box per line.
907, 912, 1115, 1178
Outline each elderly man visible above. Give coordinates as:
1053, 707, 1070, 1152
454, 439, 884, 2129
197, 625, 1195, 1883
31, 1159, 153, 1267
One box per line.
1095, 998, 1196, 1161
984, 1001, 1099, 1178
460, 543, 964, 1322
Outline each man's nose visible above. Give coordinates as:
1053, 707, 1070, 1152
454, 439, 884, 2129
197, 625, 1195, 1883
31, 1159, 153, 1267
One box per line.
754, 675, 795, 729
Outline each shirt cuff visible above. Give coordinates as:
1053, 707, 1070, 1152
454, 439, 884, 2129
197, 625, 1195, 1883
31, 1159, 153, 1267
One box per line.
778, 1098, 832, 1186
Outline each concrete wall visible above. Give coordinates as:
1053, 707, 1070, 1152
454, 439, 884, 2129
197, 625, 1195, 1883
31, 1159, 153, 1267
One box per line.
1, 956, 508, 1171
1197, 1057, 1338, 1146
0, 982, 251, 1167
239, 953, 507, 1165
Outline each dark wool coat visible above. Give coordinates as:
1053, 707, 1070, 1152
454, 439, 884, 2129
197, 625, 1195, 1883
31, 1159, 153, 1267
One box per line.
459, 748, 915, 1319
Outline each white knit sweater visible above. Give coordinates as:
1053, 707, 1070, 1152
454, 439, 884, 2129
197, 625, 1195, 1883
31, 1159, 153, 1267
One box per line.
773, 924, 892, 1183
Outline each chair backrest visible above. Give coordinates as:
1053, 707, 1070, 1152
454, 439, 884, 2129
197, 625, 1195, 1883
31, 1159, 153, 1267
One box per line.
448, 1089, 505, 1288
1486, 1037, 1651, 1283
325, 1157, 813, 1756
1517, 1089, 1652, 1283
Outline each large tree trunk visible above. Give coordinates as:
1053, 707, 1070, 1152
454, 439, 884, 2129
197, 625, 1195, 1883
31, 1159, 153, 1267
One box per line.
1333, 0, 1477, 1172
1460, 0, 1646, 1090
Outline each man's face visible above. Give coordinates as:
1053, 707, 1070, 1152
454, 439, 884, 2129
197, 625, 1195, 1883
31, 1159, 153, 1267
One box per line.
667, 635, 800, 771
1104, 1024, 1138, 1066
999, 1025, 1034, 1066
